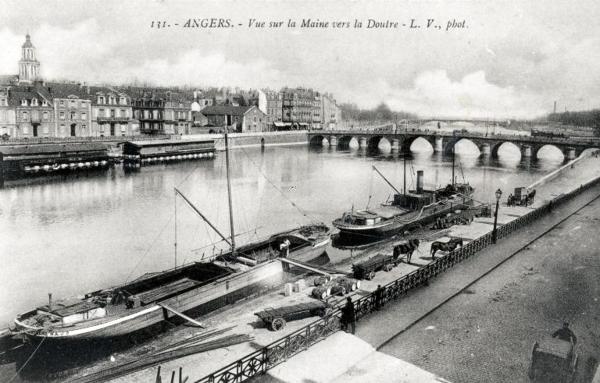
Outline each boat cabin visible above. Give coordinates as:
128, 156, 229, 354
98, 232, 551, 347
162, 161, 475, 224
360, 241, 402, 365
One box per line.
35, 300, 107, 326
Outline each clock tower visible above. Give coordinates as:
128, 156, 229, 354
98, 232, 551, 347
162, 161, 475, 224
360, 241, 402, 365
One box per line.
18, 34, 41, 83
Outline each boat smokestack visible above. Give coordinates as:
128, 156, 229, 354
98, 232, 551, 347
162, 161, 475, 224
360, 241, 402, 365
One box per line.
48, 293, 53, 310
417, 170, 424, 194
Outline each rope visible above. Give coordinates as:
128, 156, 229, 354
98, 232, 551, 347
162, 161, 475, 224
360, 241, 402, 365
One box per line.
8, 337, 46, 382
239, 147, 321, 224
366, 170, 374, 209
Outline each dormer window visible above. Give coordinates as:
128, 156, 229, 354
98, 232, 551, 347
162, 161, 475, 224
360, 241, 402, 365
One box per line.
31, 98, 38, 106
109, 97, 115, 104
98, 96, 105, 104
41, 100, 48, 106
21, 99, 27, 106
119, 97, 126, 105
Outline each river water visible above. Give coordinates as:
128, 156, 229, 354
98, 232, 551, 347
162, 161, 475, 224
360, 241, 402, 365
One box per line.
0, 142, 565, 325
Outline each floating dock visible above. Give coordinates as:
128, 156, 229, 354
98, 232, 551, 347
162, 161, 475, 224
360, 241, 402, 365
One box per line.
0, 142, 110, 181
122, 139, 215, 167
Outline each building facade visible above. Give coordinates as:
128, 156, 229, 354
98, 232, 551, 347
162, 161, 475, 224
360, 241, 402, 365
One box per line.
90, 86, 137, 137
281, 87, 322, 129
321, 93, 342, 129
0, 87, 16, 137
201, 105, 267, 133
10, 86, 54, 138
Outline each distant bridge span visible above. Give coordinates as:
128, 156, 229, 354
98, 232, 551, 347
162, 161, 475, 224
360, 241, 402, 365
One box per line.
308, 129, 600, 160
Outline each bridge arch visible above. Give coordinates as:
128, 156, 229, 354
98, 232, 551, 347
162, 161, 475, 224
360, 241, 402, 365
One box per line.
491, 142, 521, 159
402, 136, 437, 153
337, 135, 355, 148
534, 144, 565, 161
367, 135, 384, 149
309, 134, 326, 146
443, 137, 480, 156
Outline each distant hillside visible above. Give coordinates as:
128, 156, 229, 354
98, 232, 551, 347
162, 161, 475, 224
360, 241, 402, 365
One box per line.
547, 109, 600, 128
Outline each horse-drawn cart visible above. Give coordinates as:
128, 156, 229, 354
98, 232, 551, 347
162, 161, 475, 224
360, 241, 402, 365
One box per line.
528, 337, 578, 382
255, 301, 331, 331
352, 253, 399, 280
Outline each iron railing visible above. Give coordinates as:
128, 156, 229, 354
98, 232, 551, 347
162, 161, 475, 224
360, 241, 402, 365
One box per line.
194, 174, 600, 383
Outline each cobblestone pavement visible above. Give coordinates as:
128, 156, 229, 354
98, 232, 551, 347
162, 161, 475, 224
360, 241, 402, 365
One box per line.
378, 196, 600, 383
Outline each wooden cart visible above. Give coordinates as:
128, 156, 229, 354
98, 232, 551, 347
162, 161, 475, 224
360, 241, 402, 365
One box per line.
255, 301, 330, 331
352, 253, 398, 280
528, 337, 578, 382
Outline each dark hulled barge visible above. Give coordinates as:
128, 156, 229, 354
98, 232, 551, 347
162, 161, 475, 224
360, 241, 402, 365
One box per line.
333, 169, 474, 239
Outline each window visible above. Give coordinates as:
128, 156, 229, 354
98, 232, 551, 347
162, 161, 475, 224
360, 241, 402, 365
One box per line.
120, 109, 126, 118
21, 99, 27, 106
31, 98, 38, 106
98, 96, 104, 104
23, 125, 28, 134
22, 111, 28, 121
121, 124, 126, 132
100, 125, 105, 133
119, 97, 126, 105
60, 111, 65, 120
60, 124, 65, 135
81, 112, 87, 120
0, 98, 6, 106
81, 124, 86, 132
42, 99, 48, 106
99, 108, 105, 117
70, 100, 76, 107
110, 109, 115, 118
59, 100, 64, 106
109, 97, 115, 104
43, 126, 49, 134
70, 111, 76, 120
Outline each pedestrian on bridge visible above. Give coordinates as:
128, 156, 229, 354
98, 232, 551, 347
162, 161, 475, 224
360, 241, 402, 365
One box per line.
375, 285, 385, 310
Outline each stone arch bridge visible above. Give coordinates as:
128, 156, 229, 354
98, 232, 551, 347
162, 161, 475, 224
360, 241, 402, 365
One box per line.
308, 129, 599, 160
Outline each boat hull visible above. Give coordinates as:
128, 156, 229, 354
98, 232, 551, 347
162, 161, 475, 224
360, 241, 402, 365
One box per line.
333, 201, 472, 239
16, 261, 284, 341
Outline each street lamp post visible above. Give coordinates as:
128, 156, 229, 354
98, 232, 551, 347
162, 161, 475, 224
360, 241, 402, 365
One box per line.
493, 188, 502, 243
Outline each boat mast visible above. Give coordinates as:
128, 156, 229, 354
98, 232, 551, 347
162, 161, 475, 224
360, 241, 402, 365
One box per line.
403, 154, 407, 195
372, 165, 402, 195
451, 131, 456, 186
224, 128, 236, 258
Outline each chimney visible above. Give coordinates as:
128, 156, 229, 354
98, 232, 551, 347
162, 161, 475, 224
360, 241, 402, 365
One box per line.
416, 170, 424, 194
48, 293, 53, 311
553, 101, 557, 114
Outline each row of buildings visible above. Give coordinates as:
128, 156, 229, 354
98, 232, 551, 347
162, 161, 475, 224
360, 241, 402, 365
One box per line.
0, 35, 342, 139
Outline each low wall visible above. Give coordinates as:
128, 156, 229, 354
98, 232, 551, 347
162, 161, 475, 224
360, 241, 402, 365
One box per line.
183, 131, 308, 151
195, 171, 600, 383
527, 149, 599, 190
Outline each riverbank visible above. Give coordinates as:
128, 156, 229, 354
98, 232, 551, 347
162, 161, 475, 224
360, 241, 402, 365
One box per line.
182, 131, 308, 150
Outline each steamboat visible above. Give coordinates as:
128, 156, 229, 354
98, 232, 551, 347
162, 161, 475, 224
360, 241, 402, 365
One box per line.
13, 131, 330, 342
333, 153, 474, 240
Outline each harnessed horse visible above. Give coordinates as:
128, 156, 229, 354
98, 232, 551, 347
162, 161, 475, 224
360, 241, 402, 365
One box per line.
392, 239, 420, 264
430, 238, 463, 259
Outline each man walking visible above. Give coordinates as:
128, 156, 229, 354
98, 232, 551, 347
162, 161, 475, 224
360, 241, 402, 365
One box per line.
341, 297, 356, 334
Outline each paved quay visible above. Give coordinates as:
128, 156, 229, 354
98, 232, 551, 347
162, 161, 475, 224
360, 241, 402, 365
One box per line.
378, 185, 600, 383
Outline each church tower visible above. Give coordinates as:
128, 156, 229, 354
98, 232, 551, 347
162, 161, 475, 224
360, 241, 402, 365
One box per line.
18, 34, 41, 83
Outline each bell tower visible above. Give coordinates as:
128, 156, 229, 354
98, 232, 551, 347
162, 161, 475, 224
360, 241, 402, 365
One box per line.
18, 34, 41, 83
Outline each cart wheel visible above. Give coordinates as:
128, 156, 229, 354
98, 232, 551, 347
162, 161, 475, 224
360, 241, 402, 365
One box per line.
383, 264, 393, 272
355, 281, 361, 289
351, 283, 357, 291
338, 286, 347, 296
366, 271, 375, 280
270, 317, 286, 331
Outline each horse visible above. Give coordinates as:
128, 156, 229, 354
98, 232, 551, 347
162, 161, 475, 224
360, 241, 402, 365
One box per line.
430, 238, 464, 259
526, 189, 536, 206
392, 239, 420, 264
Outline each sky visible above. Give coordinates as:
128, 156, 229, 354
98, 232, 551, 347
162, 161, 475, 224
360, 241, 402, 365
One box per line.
1, 0, 599, 119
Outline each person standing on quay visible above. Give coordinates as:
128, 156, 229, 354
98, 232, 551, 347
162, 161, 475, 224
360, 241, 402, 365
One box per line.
375, 285, 384, 310
341, 297, 356, 334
